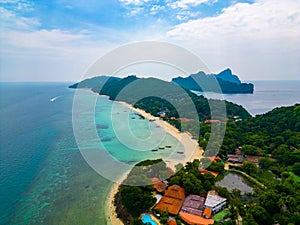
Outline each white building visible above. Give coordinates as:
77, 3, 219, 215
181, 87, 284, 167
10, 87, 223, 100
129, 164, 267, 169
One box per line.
204, 191, 227, 214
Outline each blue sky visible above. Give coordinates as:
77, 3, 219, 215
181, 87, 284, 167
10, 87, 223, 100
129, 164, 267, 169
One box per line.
0, 0, 299, 81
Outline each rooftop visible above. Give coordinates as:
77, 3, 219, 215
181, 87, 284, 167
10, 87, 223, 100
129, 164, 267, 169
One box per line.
154, 185, 185, 215
168, 220, 177, 225
180, 194, 206, 216
152, 178, 168, 193
200, 169, 219, 177
203, 208, 212, 219
180, 212, 214, 225
204, 193, 226, 208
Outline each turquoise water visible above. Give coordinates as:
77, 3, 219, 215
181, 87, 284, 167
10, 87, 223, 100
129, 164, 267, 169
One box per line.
0, 83, 182, 225
141, 214, 158, 225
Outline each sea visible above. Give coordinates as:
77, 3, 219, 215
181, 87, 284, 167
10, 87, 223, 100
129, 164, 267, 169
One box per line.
0, 80, 299, 225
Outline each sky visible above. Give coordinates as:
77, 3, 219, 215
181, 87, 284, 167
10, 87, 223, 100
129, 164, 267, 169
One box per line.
0, 0, 299, 82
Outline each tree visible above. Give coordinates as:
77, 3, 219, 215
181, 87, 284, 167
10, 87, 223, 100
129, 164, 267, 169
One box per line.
249, 205, 272, 225
120, 186, 156, 217
241, 162, 258, 175
131, 218, 148, 225
259, 157, 273, 170
207, 161, 224, 173
241, 145, 261, 155
292, 162, 300, 176
215, 186, 231, 200
160, 210, 169, 225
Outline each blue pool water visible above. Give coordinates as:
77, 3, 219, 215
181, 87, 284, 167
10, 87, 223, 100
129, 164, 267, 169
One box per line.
141, 214, 158, 225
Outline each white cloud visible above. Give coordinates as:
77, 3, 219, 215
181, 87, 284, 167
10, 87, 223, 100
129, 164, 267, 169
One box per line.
0, 5, 166, 81
119, 0, 151, 6
0, 0, 34, 12
0, 6, 40, 30
168, 0, 300, 40
166, 0, 300, 80
150, 4, 166, 15
168, 0, 215, 9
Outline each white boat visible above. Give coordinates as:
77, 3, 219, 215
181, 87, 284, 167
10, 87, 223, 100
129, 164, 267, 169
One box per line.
50, 96, 60, 102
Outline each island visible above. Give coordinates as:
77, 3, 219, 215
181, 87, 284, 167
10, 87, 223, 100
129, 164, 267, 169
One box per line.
172, 68, 254, 94
69, 76, 299, 225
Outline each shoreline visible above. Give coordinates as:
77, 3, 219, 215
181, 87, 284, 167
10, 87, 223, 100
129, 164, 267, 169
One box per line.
107, 100, 204, 225
118, 101, 203, 171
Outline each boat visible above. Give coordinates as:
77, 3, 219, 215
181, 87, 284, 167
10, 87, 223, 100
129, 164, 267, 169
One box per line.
158, 147, 165, 150
177, 151, 184, 154
165, 145, 172, 148
151, 149, 158, 152
50, 96, 60, 102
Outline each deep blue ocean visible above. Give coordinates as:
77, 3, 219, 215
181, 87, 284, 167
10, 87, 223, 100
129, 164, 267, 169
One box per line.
0, 81, 299, 225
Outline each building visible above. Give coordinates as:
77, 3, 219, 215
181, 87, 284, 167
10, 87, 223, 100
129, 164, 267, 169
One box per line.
152, 178, 168, 193
179, 212, 214, 225
180, 194, 206, 216
245, 155, 261, 165
204, 119, 221, 124
154, 185, 185, 215
203, 208, 212, 219
204, 191, 227, 214
200, 169, 219, 178
168, 220, 177, 225
227, 154, 244, 164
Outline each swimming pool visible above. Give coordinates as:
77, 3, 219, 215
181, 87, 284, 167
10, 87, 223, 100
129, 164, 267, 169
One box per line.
141, 214, 158, 225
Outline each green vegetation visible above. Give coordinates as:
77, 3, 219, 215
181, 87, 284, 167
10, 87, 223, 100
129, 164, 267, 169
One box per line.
199, 105, 300, 225
118, 159, 167, 222
70, 75, 251, 137
169, 159, 219, 194
120, 186, 156, 218
214, 208, 231, 222
289, 172, 300, 183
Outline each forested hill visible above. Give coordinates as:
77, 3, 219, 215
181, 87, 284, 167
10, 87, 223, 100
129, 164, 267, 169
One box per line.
197, 104, 300, 225
200, 104, 300, 167
69, 75, 251, 134
172, 68, 254, 94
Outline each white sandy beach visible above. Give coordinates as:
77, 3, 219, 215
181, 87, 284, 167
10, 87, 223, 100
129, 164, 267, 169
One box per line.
107, 101, 204, 225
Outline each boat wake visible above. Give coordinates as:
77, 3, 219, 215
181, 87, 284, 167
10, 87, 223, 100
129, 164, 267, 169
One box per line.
50, 96, 60, 102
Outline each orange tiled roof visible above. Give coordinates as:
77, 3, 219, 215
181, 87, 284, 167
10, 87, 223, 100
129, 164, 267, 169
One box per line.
200, 169, 219, 177
180, 212, 214, 225
203, 208, 212, 218
206, 156, 221, 162
204, 119, 220, 124
155, 185, 185, 215
152, 178, 168, 193
168, 220, 177, 225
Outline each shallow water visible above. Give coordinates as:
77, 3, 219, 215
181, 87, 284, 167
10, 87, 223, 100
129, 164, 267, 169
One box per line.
0, 83, 183, 225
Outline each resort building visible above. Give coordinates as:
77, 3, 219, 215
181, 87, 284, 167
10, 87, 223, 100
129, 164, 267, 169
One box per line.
199, 169, 219, 178
204, 119, 221, 124
154, 185, 185, 215
245, 155, 261, 165
227, 154, 245, 164
180, 194, 206, 216
204, 191, 227, 214
167, 220, 177, 225
152, 177, 168, 193
179, 212, 214, 225
203, 208, 212, 219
